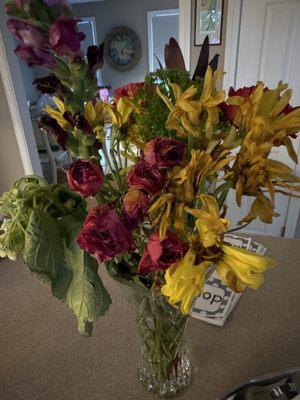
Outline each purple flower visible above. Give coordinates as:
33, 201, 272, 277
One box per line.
49, 16, 85, 60
39, 115, 68, 149
7, 19, 49, 49
15, 44, 57, 69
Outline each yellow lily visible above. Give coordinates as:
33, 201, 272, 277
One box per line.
156, 67, 225, 137
161, 248, 212, 315
185, 195, 230, 248
216, 244, 276, 292
105, 97, 136, 127
44, 97, 69, 128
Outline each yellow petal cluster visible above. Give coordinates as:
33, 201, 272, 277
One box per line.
156, 67, 225, 137
216, 244, 275, 292
161, 248, 212, 315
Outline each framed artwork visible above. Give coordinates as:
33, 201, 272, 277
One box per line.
104, 26, 142, 72
194, 0, 224, 46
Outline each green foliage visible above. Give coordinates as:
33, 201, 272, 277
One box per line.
134, 69, 204, 141
0, 176, 111, 335
24, 209, 64, 283
54, 215, 112, 336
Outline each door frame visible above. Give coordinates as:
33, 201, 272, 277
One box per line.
0, 13, 42, 176
223, 0, 300, 237
147, 8, 180, 72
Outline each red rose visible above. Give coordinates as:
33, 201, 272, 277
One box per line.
143, 137, 185, 168
67, 159, 103, 197
114, 82, 144, 102
127, 161, 166, 196
219, 85, 257, 123
122, 189, 149, 229
138, 231, 186, 275
77, 204, 135, 262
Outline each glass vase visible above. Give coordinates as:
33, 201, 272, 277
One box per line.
128, 284, 192, 398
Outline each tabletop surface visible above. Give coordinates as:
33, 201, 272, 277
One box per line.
0, 235, 300, 400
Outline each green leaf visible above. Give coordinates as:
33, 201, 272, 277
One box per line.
53, 215, 112, 336
24, 209, 64, 283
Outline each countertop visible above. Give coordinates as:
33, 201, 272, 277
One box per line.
0, 235, 299, 400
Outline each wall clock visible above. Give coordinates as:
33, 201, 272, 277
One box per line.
104, 26, 142, 72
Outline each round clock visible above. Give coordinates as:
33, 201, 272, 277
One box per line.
104, 26, 142, 72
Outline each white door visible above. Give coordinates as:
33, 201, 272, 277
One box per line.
147, 9, 179, 72
225, 0, 300, 237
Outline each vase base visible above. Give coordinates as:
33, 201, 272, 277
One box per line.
138, 352, 192, 398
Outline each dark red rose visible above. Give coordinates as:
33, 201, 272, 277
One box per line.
114, 82, 144, 102
138, 231, 186, 275
7, 19, 49, 49
49, 17, 85, 60
122, 189, 149, 229
127, 161, 166, 196
143, 137, 185, 168
15, 44, 56, 69
67, 159, 103, 197
77, 204, 136, 262
39, 115, 68, 149
219, 85, 257, 123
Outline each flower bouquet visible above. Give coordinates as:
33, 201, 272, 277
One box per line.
2, 0, 300, 397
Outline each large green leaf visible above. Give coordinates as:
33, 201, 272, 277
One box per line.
24, 209, 64, 283
52, 215, 112, 335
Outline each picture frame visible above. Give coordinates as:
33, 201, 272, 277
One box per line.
194, 0, 224, 46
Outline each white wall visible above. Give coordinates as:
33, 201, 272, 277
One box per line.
72, 0, 179, 91
0, 74, 24, 194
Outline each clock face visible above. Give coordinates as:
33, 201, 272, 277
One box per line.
108, 34, 135, 66
104, 27, 141, 71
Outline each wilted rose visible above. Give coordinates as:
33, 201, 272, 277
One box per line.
7, 19, 49, 49
67, 159, 104, 197
127, 161, 166, 196
138, 231, 186, 275
114, 82, 144, 101
219, 85, 257, 123
49, 17, 85, 60
15, 44, 57, 69
122, 189, 149, 229
39, 115, 68, 149
144, 137, 185, 168
77, 204, 136, 262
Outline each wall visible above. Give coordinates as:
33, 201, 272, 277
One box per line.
190, 0, 228, 77
0, 74, 24, 194
72, 0, 179, 91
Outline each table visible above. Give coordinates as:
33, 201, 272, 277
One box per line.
0, 235, 299, 400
